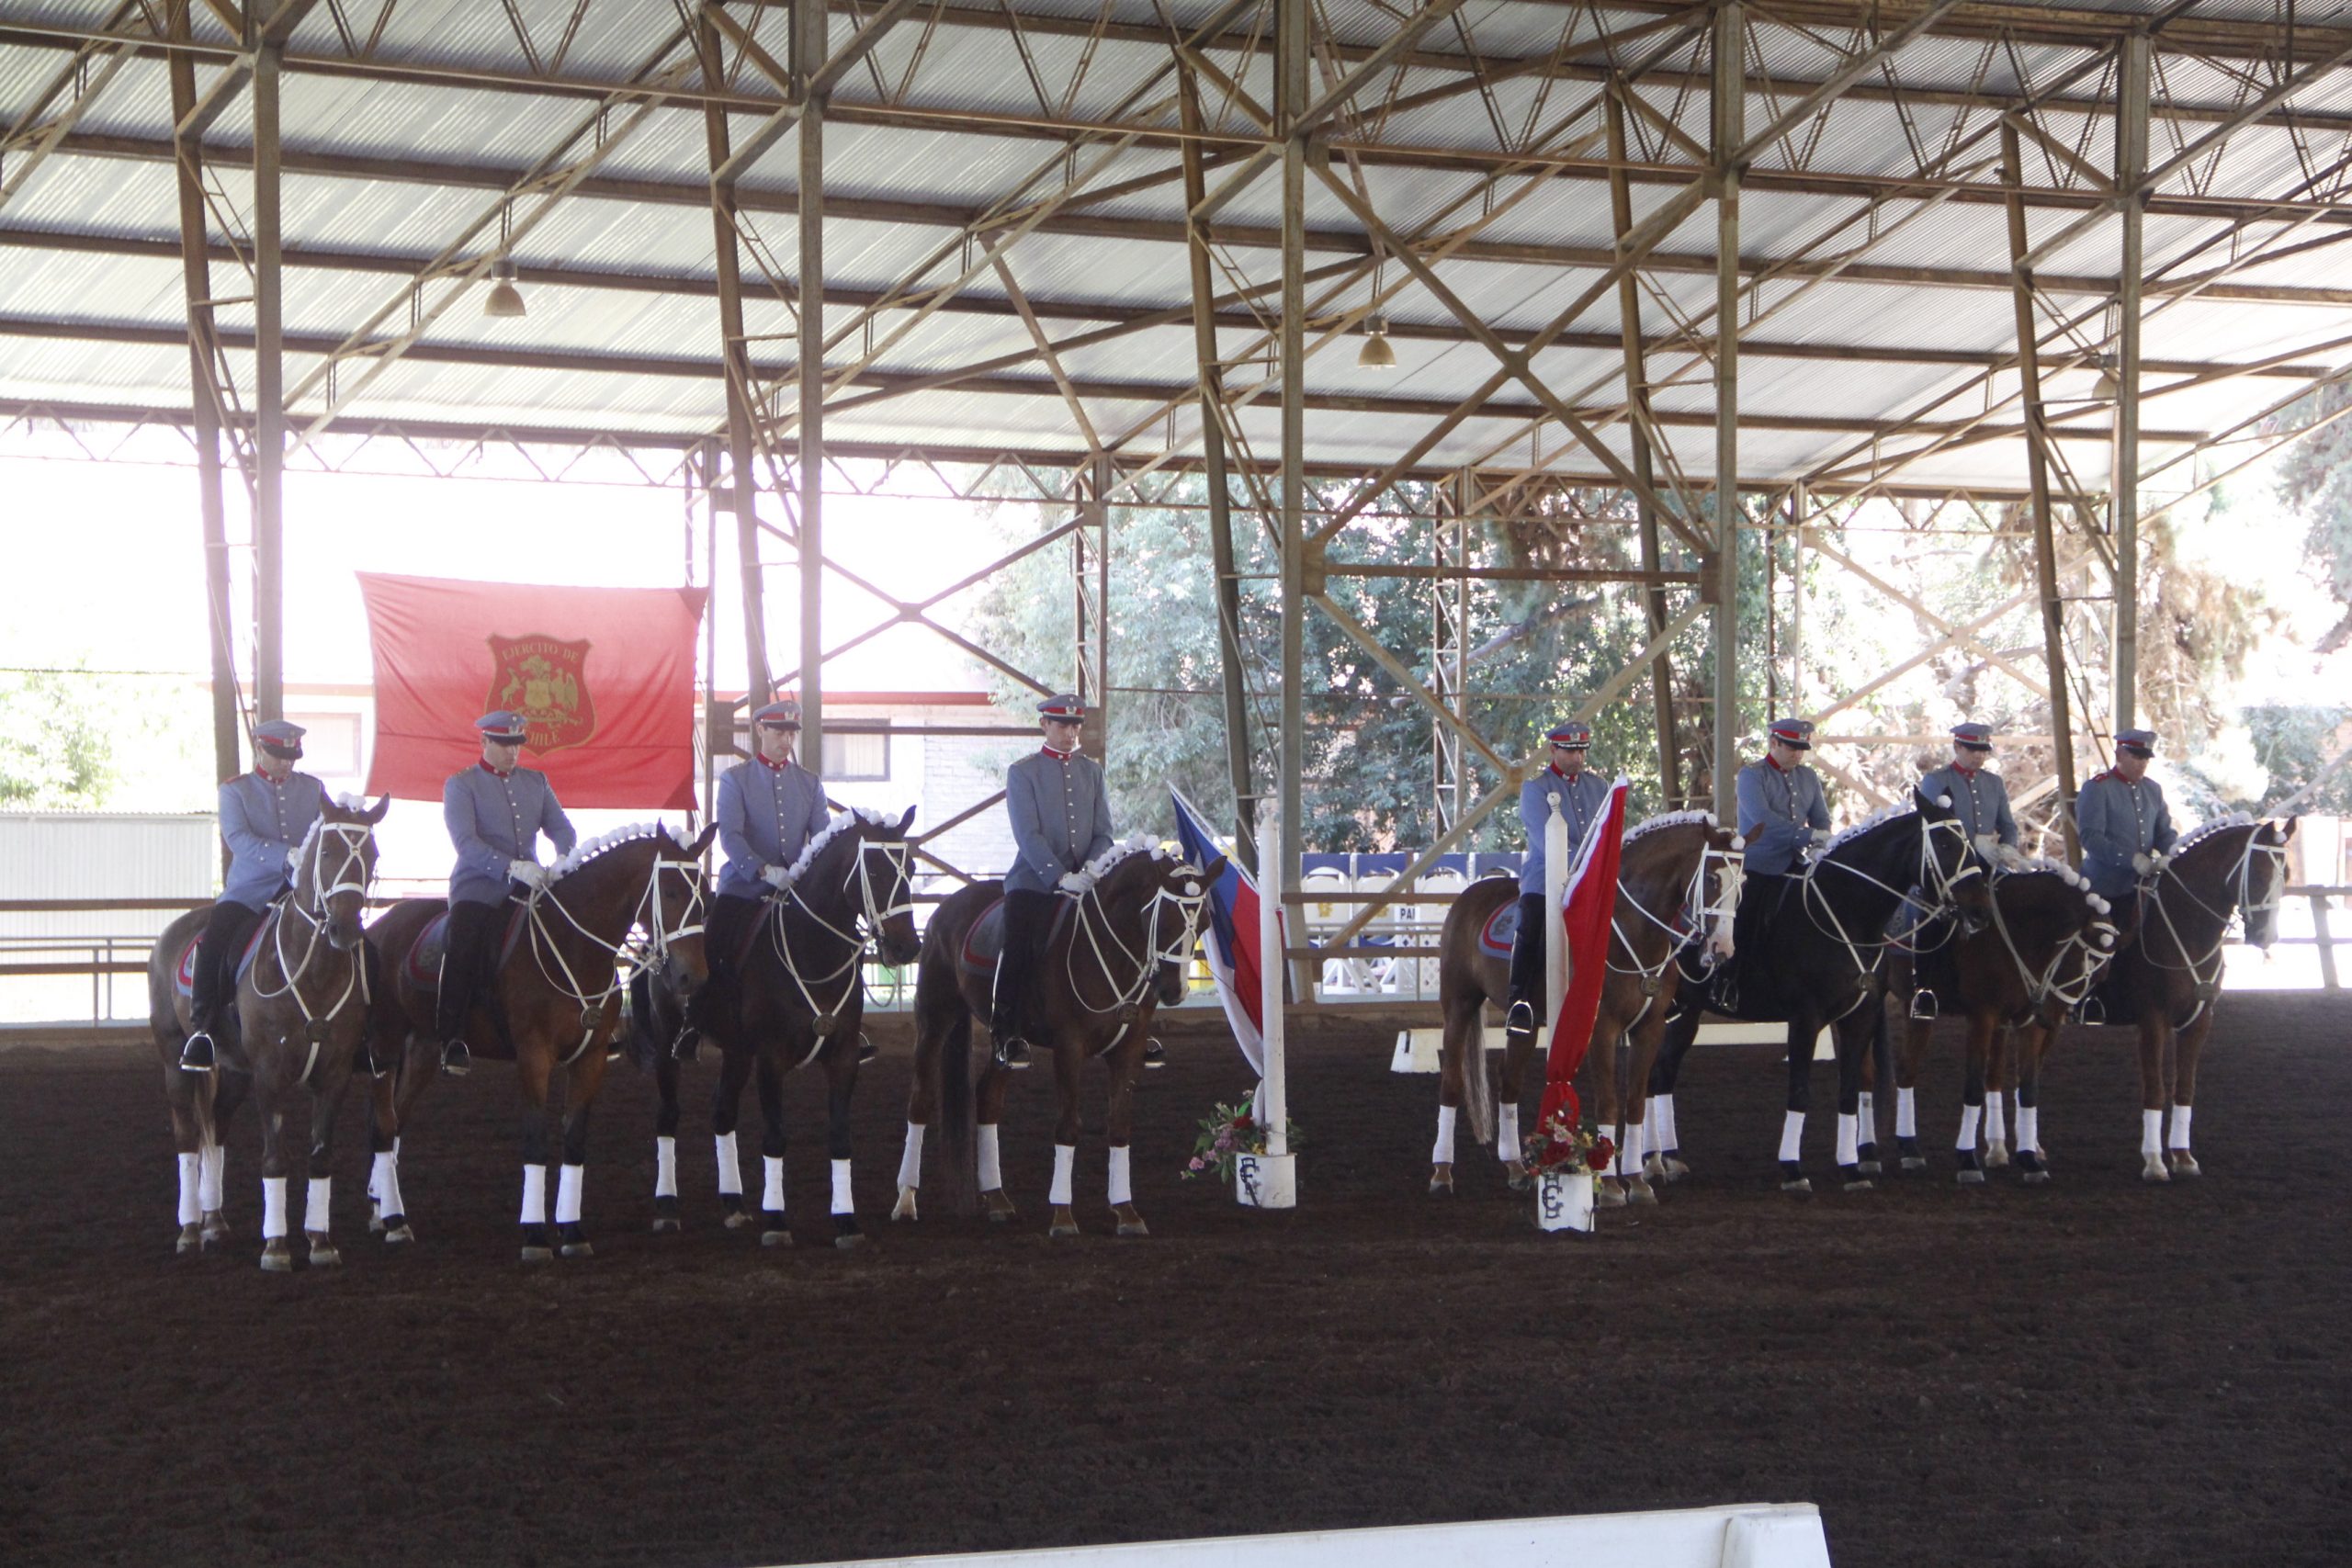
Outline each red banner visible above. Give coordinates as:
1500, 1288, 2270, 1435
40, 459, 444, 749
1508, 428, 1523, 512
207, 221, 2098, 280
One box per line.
359, 572, 707, 808
1540, 776, 1630, 1132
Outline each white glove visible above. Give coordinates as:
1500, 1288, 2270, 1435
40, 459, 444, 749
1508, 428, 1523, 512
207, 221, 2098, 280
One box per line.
1810, 827, 1834, 846
284, 844, 303, 869
2131, 852, 2156, 875
1995, 843, 2028, 872
1971, 832, 1999, 860
1057, 871, 1089, 894
509, 858, 548, 889
761, 864, 790, 890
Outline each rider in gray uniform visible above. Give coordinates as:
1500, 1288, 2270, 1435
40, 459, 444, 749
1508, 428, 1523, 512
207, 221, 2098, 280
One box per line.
1732, 717, 1832, 953
2075, 728, 2177, 904
180, 718, 325, 1071
1907, 720, 2020, 1019
437, 709, 577, 1077
995, 693, 1114, 1069
1506, 719, 1611, 1037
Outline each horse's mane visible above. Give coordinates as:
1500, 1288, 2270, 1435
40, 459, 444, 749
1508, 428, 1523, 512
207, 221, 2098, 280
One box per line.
1996, 855, 2111, 915
1077, 834, 1182, 891
778, 806, 899, 886
1820, 801, 1927, 856
552, 821, 678, 878
1623, 809, 1736, 849
2172, 812, 2258, 857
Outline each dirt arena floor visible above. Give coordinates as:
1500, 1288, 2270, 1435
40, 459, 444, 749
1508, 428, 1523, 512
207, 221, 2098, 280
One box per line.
3, 991, 2346, 1568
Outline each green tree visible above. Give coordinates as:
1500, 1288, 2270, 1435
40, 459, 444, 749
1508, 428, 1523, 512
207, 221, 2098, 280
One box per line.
0, 668, 116, 808
2270, 380, 2352, 651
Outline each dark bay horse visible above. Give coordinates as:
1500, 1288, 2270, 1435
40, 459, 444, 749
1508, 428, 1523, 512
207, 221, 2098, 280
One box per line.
2070, 816, 2291, 1181
650, 807, 920, 1248
365, 823, 715, 1259
893, 840, 1218, 1237
1429, 812, 1742, 1204
1876, 860, 2118, 1184
1648, 786, 1990, 1193
143, 795, 389, 1261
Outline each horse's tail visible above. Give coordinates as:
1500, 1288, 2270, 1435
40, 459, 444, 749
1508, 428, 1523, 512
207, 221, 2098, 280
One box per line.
937, 1007, 978, 1216
1463, 1013, 1497, 1146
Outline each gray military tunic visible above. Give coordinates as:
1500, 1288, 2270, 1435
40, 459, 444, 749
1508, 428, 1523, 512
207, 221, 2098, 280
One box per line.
2075, 769, 2177, 901
219, 769, 327, 911
1004, 747, 1115, 894
443, 762, 577, 907
1921, 762, 2018, 851
1736, 757, 1831, 876
716, 757, 831, 898
1517, 766, 1612, 894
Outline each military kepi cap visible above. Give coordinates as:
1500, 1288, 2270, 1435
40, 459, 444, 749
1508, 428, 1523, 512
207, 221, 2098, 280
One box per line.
1036, 693, 1086, 720
752, 699, 803, 729
1768, 716, 1814, 749
2115, 728, 2158, 755
476, 710, 528, 744
1545, 719, 1593, 748
254, 718, 306, 759
1951, 721, 1995, 748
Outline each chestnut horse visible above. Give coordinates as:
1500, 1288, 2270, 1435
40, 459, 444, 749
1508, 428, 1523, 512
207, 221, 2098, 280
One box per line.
892, 840, 1219, 1237
1429, 812, 1742, 1204
2070, 815, 2291, 1181
650, 807, 921, 1247
1875, 860, 2118, 1184
363, 823, 715, 1259
144, 795, 389, 1263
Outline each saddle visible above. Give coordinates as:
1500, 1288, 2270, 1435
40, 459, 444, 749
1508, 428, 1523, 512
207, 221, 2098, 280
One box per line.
1677, 874, 1799, 1018
957, 895, 1077, 984
1476, 900, 1521, 964
401, 904, 528, 990
171, 919, 271, 1001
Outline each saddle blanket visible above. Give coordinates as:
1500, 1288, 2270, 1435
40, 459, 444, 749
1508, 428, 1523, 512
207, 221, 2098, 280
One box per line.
958, 896, 1074, 980
1477, 900, 1523, 964
401, 905, 526, 990
171, 920, 270, 999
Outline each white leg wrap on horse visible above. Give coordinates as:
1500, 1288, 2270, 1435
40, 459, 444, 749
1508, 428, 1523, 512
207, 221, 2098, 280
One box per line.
762, 1154, 786, 1213
555, 1163, 584, 1226
1497, 1104, 1521, 1164
1985, 1094, 2008, 1147
2141, 1108, 2164, 1158
1895, 1086, 1917, 1139
302, 1176, 331, 1234
1615, 1123, 1638, 1178
1956, 1103, 1982, 1152
519, 1163, 548, 1226
655, 1135, 678, 1200
200, 1145, 225, 1213
716, 1130, 742, 1197
1655, 1093, 1679, 1151
978, 1124, 1002, 1192
897, 1122, 926, 1190
370, 1151, 404, 1219
1836, 1113, 1859, 1168
1107, 1145, 1133, 1207
1857, 1091, 1875, 1138
830, 1157, 854, 1215
262, 1175, 288, 1240
176, 1153, 202, 1225
2016, 1105, 2040, 1154
1778, 1110, 1804, 1163
1432, 1103, 1458, 1165
1050, 1143, 1076, 1207
2168, 1103, 2193, 1151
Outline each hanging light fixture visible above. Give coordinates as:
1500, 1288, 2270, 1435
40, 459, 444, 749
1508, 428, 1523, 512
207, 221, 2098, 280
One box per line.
2091, 355, 2120, 400
1358, 315, 1398, 369
483, 256, 527, 319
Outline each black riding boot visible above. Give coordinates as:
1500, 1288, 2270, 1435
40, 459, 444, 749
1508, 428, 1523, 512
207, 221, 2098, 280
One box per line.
1504, 892, 1548, 1042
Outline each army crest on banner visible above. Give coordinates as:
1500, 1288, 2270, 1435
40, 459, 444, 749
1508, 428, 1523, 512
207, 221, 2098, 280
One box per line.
486, 634, 598, 753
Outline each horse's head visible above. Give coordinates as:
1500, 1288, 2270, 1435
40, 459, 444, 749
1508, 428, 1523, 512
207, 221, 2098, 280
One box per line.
301, 795, 389, 952
854, 806, 922, 966
2241, 817, 2296, 951
1914, 784, 1993, 936
1701, 821, 1744, 955
641, 824, 717, 986
1090, 841, 1224, 999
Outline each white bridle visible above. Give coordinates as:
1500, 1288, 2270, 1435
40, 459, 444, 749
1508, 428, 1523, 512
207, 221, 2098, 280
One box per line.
1802, 811, 1982, 977
1610, 838, 1743, 1015
251, 818, 378, 1076
1063, 863, 1212, 1050
525, 843, 707, 1064
2141, 827, 2287, 983
1978, 867, 2119, 1014
764, 832, 916, 1049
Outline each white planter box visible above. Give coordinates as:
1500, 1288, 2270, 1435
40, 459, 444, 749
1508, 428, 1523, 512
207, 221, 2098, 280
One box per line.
1235, 1152, 1296, 1210
1535, 1167, 1595, 1233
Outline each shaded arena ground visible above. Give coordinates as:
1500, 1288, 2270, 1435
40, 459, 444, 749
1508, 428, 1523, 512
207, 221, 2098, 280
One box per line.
2, 993, 2346, 1568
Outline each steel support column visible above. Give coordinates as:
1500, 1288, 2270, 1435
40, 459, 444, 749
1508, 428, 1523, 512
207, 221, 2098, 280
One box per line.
252, 28, 284, 724
1076, 455, 1113, 760
2112, 30, 2149, 734
1277, 0, 1308, 981
2003, 123, 2083, 857
167, 0, 239, 784
1708, 0, 1742, 814
796, 0, 826, 773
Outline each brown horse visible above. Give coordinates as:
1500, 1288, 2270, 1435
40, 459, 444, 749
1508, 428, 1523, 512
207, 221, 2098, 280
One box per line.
1430, 812, 1741, 1202
364, 822, 716, 1259
1876, 859, 2118, 1185
144, 795, 389, 1265
650, 807, 921, 1248
2068, 816, 2292, 1181
892, 840, 1220, 1237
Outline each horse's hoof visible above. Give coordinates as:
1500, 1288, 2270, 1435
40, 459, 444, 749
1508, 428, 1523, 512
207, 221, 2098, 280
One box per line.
559, 1235, 594, 1259
722, 1209, 752, 1230
383, 1222, 414, 1245
983, 1189, 1018, 1222
1624, 1176, 1658, 1206
306, 1232, 340, 1267
1780, 1178, 1813, 1195
1048, 1223, 1080, 1238
260, 1243, 293, 1273
650, 1212, 681, 1235
1048, 1206, 1080, 1238
2168, 1150, 2202, 1178
890, 1187, 918, 1222
1856, 1158, 1882, 1178
1428, 1164, 1453, 1196
834, 1229, 868, 1251
2142, 1156, 2170, 1183
368, 1213, 386, 1236
1900, 1156, 1928, 1172
1842, 1175, 1875, 1193
1956, 1168, 1986, 1186
1114, 1210, 1150, 1238
761, 1225, 794, 1249
521, 1246, 554, 1263
201, 1213, 229, 1246
175, 1224, 201, 1256
1985, 1142, 2011, 1169
1504, 1159, 1532, 1191
1646, 1154, 1689, 1182
1595, 1180, 1627, 1209
2021, 1169, 2052, 1186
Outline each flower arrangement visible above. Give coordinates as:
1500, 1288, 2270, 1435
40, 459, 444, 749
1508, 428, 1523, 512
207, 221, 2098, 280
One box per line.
1183, 1098, 1302, 1181
1523, 1108, 1614, 1179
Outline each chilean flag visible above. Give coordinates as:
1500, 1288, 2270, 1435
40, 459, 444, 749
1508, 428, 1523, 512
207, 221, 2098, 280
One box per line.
1540, 775, 1631, 1131
1171, 788, 1277, 1074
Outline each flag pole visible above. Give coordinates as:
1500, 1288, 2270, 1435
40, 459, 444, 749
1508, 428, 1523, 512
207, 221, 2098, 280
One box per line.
1258, 805, 1288, 1160
1544, 810, 1568, 1049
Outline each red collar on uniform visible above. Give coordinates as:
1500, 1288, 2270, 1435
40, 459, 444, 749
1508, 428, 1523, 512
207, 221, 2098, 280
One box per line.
1767, 755, 1788, 773
1041, 745, 1074, 761
1546, 763, 1565, 778
758, 753, 791, 773
479, 761, 513, 780
1951, 761, 1977, 778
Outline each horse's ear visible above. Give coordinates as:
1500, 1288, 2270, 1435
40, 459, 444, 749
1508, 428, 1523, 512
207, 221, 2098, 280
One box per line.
364, 795, 391, 825
2277, 815, 2300, 842
688, 822, 720, 857
895, 804, 917, 834
1202, 853, 1228, 883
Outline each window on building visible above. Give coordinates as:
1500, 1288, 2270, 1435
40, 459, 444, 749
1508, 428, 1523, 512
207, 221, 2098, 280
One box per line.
822, 726, 890, 782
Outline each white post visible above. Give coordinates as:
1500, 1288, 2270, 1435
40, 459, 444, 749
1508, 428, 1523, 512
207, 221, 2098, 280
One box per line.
1544, 810, 1569, 1032
1259, 807, 1288, 1158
